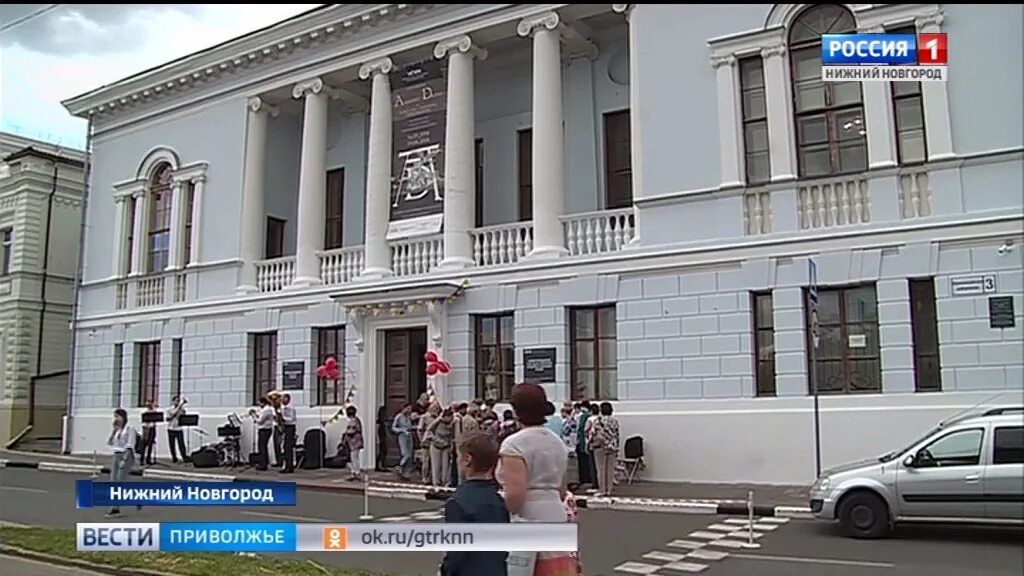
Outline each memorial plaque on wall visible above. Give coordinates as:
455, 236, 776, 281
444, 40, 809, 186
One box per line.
281, 361, 305, 391
989, 296, 1015, 329
391, 59, 448, 225
523, 348, 557, 384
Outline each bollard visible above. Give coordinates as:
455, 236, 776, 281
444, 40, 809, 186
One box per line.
359, 470, 374, 522
744, 490, 761, 549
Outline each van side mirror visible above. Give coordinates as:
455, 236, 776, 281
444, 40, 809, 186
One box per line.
903, 454, 917, 468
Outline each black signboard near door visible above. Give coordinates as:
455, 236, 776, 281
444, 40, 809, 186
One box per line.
281, 361, 305, 391
523, 348, 557, 384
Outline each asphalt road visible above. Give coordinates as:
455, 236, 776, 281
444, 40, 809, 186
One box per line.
2, 468, 1022, 575
0, 555, 105, 576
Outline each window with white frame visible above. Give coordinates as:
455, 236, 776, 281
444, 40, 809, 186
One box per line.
147, 164, 173, 273
888, 24, 928, 165
1, 227, 13, 275
739, 56, 770, 184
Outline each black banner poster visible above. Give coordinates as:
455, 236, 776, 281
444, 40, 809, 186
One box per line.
523, 348, 557, 384
391, 59, 447, 222
281, 361, 305, 391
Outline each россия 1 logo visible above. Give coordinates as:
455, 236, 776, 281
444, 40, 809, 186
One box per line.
820, 33, 948, 82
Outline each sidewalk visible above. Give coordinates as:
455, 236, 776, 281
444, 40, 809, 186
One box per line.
0, 448, 811, 516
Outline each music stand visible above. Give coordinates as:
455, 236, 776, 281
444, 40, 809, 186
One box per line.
141, 412, 165, 467
179, 414, 199, 462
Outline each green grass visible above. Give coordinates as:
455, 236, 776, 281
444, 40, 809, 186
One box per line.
0, 526, 385, 576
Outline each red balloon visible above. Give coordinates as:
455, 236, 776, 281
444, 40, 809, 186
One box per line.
325, 356, 338, 367
426, 363, 439, 376
328, 368, 340, 380
438, 362, 451, 375
316, 366, 327, 378
424, 351, 439, 363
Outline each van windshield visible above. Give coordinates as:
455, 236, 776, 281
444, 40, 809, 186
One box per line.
878, 426, 941, 463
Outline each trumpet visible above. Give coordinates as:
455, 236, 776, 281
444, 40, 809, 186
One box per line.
245, 407, 259, 420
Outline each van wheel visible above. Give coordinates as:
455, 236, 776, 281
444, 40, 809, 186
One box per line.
838, 491, 891, 539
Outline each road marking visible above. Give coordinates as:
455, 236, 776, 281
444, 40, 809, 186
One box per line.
706, 539, 747, 549
666, 540, 705, 550
410, 511, 444, 519
642, 551, 687, 563
752, 523, 778, 531
0, 486, 47, 494
706, 523, 740, 532
687, 549, 729, 561
756, 517, 789, 524
731, 553, 895, 569
723, 518, 750, 525
380, 516, 411, 522
661, 560, 709, 572
614, 561, 663, 574
727, 530, 763, 539
240, 511, 330, 522
688, 531, 726, 540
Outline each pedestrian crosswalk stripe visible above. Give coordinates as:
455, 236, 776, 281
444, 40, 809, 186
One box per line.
666, 539, 705, 550
727, 531, 763, 539
642, 551, 687, 563
757, 517, 789, 524
686, 549, 729, 561
380, 516, 409, 522
688, 531, 726, 540
706, 539, 747, 549
614, 561, 663, 574
662, 560, 709, 572
723, 518, 749, 526
705, 523, 739, 532
752, 523, 778, 531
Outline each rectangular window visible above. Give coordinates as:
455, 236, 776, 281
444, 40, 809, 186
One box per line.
517, 129, 532, 222
265, 217, 285, 259
806, 285, 881, 394
184, 185, 195, 264
136, 341, 160, 407
753, 292, 776, 396
739, 57, 770, 184
325, 168, 345, 250
147, 188, 173, 273
0, 227, 12, 275
316, 326, 345, 406
570, 306, 617, 400
125, 197, 136, 273
603, 109, 633, 209
475, 138, 484, 228
993, 426, 1024, 465
475, 314, 515, 402
112, 343, 124, 407
910, 278, 941, 392
888, 25, 928, 164
170, 338, 183, 399
251, 332, 277, 404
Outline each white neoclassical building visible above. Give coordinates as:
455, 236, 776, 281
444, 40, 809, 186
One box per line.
62, 4, 1022, 484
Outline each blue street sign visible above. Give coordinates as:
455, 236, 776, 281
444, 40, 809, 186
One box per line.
809, 259, 818, 305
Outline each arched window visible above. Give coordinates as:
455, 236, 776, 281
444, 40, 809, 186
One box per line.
147, 164, 173, 273
789, 5, 866, 178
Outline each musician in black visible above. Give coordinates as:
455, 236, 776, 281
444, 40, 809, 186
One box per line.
279, 393, 297, 474
165, 396, 190, 464
271, 395, 285, 468
140, 402, 158, 465
255, 397, 275, 471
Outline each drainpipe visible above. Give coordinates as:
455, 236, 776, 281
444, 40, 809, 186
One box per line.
31, 157, 59, 427
64, 114, 94, 454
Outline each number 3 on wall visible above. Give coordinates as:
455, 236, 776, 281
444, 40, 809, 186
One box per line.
984, 276, 996, 293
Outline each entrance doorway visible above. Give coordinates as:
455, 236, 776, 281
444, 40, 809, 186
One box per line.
381, 327, 427, 467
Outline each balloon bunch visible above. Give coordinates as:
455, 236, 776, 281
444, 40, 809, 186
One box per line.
424, 350, 450, 405
316, 356, 341, 381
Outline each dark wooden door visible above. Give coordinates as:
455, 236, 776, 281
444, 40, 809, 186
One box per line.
325, 168, 345, 250
382, 328, 428, 467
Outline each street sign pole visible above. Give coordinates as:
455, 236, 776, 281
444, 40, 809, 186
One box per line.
809, 259, 822, 478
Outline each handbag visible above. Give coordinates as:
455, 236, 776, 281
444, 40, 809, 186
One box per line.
506, 516, 537, 576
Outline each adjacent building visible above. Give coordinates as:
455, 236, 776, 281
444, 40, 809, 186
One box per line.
61, 4, 1022, 484
0, 132, 86, 448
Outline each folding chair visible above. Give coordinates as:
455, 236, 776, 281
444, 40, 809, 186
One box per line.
618, 436, 646, 484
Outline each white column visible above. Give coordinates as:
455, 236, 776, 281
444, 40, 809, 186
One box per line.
189, 176, 205, 266
860, 25, 898, 169
291, 78, 330, 287
111, 194, 130, 277
238, 97, 276, 293
712, 55, 743, 187
762, 45, 797, 181
129, 190, 148, 276
435, 36, 486, 270
358, 57, 395, 279
166, 179, 186, 270
518, 12, 567, 260
918, 14, 954, 160
614, 3, 643, 246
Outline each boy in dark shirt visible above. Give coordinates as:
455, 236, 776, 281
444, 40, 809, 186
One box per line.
440, 432, 509, 576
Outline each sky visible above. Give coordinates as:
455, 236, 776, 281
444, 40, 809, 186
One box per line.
1, 4, 323, 150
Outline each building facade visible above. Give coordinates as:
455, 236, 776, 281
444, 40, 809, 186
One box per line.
0, 133, 86, 447
62, 4, 1022, 484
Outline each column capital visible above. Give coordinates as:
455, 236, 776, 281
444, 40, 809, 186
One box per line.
433, 35, 488, 61
358, 57, 394, 80
915, 12, 944, 31
760, 44, 786, 59
131, 187, 146, 199
292, 77, 326, 100
517, 12, 560, 38
711, 54, 737, 69
611, 4, 632, 15
247, 96, 279, 117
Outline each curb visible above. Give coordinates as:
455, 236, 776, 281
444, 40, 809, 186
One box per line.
2, 458, 813, 518
0, 545, 180, 576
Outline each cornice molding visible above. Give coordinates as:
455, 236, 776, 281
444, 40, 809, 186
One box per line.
62, 4, 433, 120
172, 162, 209, 184
358, 57, 395, 80
433, 35, 487, 61
710, 54, 737, 69
517, 12, 561, 38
